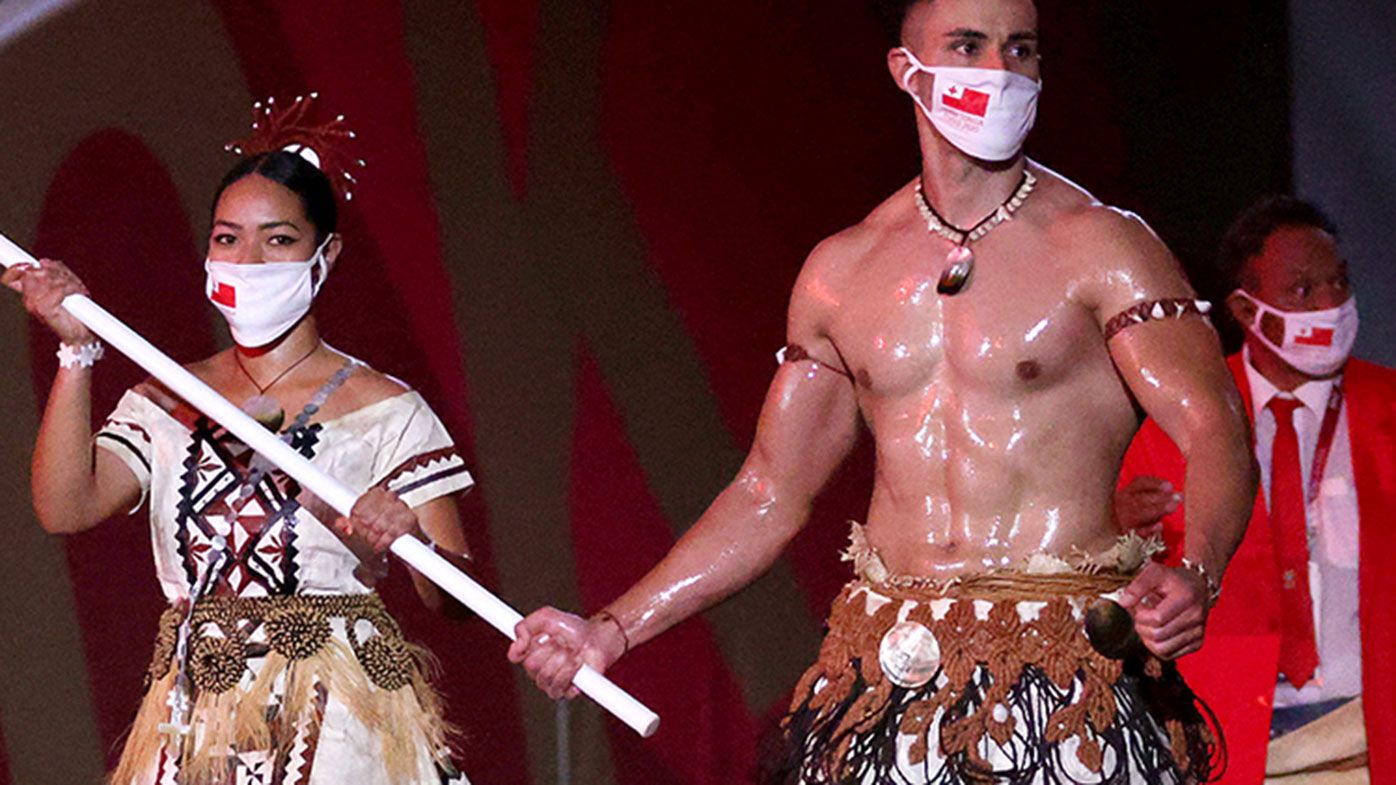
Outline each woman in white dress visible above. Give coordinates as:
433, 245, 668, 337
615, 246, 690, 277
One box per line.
4, 102, 474, 784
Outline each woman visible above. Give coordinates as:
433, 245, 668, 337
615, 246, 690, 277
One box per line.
4, 104, 474, 784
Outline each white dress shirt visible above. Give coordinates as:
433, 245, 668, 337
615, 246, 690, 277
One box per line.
1244, 349, 1363, 707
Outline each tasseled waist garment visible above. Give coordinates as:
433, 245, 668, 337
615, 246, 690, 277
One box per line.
766, 528, 1222, 784
113, 592, 459, 785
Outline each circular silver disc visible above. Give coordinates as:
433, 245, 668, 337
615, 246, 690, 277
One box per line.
878, 620, 942, 689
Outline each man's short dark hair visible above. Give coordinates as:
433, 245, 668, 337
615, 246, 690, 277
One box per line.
1218, 195, 1338, 291
875, 0, 931, 47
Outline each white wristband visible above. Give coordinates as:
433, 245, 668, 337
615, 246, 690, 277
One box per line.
57, 341, 105, 369
1180, 557, 1222, 607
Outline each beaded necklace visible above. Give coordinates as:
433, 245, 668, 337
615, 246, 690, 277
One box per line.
914, 168, 1037, 295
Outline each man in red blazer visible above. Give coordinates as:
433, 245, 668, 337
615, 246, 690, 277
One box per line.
1119, 196, 1396, 784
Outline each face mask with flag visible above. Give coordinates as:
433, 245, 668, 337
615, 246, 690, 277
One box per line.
1235, 289, 1359, 376
205, 236, 333, 348
898, 47, 1041, 162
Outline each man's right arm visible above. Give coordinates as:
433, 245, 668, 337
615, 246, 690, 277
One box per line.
508, 240, 863, 698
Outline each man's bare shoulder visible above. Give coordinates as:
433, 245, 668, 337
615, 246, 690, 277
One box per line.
796, 182, 915, 295
799, 224, 870, 286
788, 182, 915, 345
1030, 165, 1150, 249
1030, 164, 1189, 306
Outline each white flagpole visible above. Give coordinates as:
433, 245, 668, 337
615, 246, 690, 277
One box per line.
0, 232, 659, 738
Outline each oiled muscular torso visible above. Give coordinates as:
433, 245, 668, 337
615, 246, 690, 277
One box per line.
817, 167, 1143, 578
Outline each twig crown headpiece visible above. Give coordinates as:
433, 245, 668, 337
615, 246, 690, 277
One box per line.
224, 93, 366, 201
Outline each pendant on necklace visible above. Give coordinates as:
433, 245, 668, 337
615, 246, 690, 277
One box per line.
242, 394, 286, 433
937, 244, 974, 295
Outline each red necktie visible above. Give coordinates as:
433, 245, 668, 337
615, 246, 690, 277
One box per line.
1267, 396, 1319, 688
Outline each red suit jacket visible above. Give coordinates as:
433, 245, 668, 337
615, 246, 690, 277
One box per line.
1119, 354, 1396, 785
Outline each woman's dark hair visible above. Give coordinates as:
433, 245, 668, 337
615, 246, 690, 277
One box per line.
1217, 195, 1337, 292
211, 150, 338, 243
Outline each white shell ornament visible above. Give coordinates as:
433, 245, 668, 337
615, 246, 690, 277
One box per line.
878, 620, 942, 688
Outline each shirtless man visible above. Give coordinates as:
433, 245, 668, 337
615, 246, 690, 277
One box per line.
510, 1, 1256, 781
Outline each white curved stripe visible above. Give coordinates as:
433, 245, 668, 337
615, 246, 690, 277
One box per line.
0, 0, 81, 53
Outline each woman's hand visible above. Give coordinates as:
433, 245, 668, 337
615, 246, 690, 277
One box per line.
508, 608, 628, 700
1, 259, 95, 345
336, 487, 420, 553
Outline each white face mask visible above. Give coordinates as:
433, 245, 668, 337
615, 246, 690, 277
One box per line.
205, 236, 333, 348
898, 47, 1041, 162
1235, 289, 1359, 376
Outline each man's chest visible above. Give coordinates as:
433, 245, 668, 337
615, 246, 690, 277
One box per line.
828, 250, 1103, 397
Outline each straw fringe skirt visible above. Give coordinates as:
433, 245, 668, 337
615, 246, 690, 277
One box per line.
112, 593, 465, 785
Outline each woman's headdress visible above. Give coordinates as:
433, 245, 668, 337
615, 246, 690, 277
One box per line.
224, 93, 366, 201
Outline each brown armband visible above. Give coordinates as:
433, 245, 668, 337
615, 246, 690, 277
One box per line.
777, 343, 853, 380
1104, 298, 1213, 341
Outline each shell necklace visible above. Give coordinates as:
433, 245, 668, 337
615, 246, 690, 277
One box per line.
914, 168, 1037, 295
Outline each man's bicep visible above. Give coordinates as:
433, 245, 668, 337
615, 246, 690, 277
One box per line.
1083, 211, 1240, 445
750, 231, 863, 498
746, 359, 861, 502
1109, 320, 1243, 454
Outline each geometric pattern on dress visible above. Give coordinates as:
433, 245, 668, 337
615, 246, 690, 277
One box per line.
234, 751, 272, 785
271, 683, 327, 785
155, 745, 178, 785
153, 642, 331, 784
174, 417, 322, 597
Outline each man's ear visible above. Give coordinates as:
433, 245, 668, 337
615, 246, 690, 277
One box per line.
888, 47, 915, 92
1226, 290, 1255, 328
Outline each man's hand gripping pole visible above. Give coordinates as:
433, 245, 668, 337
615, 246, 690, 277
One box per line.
0, 231, 660, 738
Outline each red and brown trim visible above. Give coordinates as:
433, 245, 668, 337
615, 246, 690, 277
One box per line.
1104, 298, 1213, 341
378, 447, 471, 497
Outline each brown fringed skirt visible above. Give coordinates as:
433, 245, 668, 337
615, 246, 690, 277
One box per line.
112, 592, 463, 785
766, 573, 1222, 785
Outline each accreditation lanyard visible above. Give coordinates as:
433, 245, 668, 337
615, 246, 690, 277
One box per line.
1303, 380, 1346, 506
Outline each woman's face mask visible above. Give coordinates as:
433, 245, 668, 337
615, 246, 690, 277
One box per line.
1235, 289, 1359, 377
205, 235, 333, 348
897, 47, 1041, 162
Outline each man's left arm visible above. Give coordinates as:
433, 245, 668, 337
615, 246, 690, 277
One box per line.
1081, 208, 1258, 659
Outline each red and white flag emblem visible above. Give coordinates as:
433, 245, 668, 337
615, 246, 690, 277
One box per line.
1294, 326, 1334, 346
942, 84, 990, 117
211, 282, 237, 308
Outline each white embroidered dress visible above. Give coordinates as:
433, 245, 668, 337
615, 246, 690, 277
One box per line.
97, 383, 473, 785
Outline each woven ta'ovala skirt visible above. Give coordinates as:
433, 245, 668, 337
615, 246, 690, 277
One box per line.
766, 573, 1221, 785
113, 592, 466, 785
